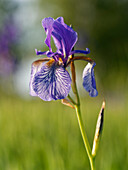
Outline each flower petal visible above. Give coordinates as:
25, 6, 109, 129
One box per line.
29, 60, 47, 96
32, 60, 71, 101
82, 62, 98, 97
53, 18, 78, 58
35, 49, 56, 58
56, 17, 64, 24
35, 49, 48, 55
70, 48, 90, 55
52, 17, 69, 54
51, 31, 63, 53
42, 17, 63, 55
42, 17, 54, 51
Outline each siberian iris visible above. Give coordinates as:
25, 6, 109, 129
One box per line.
29, 17, 98, 101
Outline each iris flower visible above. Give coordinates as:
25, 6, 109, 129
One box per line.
30, 17, 98, 101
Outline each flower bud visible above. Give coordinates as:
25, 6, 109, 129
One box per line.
92, 101, 105, 157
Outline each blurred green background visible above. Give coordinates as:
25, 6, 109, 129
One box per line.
0, 0, 128, 169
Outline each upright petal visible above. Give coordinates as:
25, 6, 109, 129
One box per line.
53, 19, 78, 58
51, 31, 63, 53
42, 17, 64, 55
56, 17, 64, 24
42, 17, 54, 51
82, 62, 98, 97
32, 59, 71, 101
52, 17, 69, 54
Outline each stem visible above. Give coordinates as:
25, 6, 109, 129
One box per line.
70, 57, 95, 170
75, 104, 95, 170
67, 94, 76, 105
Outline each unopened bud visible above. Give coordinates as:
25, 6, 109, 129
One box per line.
92, 100, 105, 157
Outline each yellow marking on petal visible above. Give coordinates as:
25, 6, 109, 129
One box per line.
32, 58, 50, 67
69, 55, 72, 59
59, 58, 62, 62
46, 59, 55, 67
58, 57, 63, 65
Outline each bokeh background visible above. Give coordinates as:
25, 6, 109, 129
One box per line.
0, 0, 128, 169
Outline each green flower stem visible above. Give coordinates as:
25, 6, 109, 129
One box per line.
75, 104, 95, 170
67, 94, 76, 105
70, 59, 95, 170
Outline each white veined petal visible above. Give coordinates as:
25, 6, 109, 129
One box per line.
29, 60, 46, 96
82, 62, 98, 97
32, 60, 71, 101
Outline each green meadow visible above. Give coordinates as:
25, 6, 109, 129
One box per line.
0, 94, 127, 170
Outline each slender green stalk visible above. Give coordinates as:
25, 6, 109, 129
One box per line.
70, 58, 95, 170
67, 94, 76, 105
75, 104, 95, 170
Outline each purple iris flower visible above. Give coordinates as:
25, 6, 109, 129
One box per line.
30, 17, 98, 101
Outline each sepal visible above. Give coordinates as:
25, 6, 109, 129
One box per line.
32, 60, 72, 101
82, 62, 98, 97
61, 99, 75, 109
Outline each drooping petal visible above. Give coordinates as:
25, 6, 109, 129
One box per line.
29, 59, 48, 96
42, 17, 54, 51
32, 59, 71, 101
53, 18, 78, 58
82, 62, 98, 97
